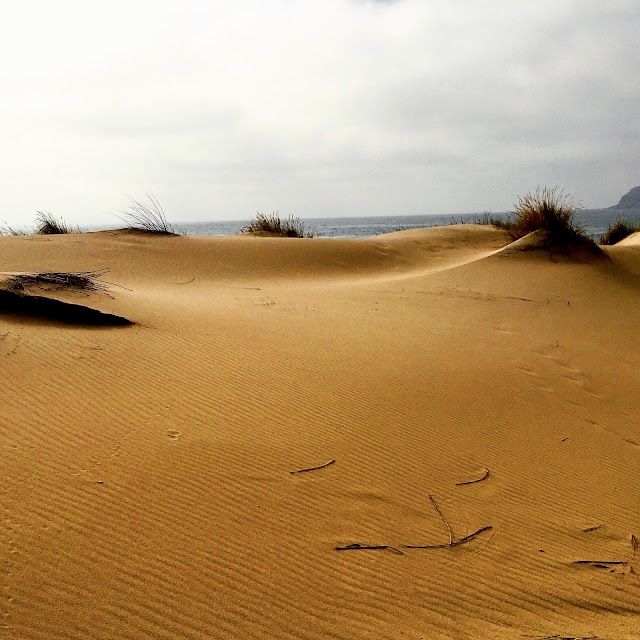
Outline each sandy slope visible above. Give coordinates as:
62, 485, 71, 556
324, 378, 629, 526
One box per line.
1, 225, 639, 640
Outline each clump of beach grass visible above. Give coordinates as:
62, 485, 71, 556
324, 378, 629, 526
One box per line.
0, 222, 30, 236
503, 186, 599, 251
477, 212, 513, 229
600, 219, 640, 245
454, 212, 513, 228
117, 194, 178, 235
35, 211, 83, 234
241, 212, 314, 238
7, 270, 115, 296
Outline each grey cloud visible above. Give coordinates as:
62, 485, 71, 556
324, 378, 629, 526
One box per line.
1, 0, 638, 223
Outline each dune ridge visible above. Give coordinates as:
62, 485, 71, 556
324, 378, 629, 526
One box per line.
1, 226, 639, 639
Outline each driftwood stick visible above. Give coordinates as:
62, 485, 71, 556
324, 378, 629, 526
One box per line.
428, 494, 454, 546
289, 459, 335, 474
455, 468, 490, 486
335, 543, 404, 555
401, 525, 493, 549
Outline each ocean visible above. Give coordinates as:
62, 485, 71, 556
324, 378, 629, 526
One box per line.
180, 208, 640, 241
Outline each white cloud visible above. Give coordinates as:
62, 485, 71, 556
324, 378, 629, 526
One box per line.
1, 0, 638, 225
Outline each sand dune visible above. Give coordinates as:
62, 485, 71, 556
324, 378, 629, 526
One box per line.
1, 225, 639, 639
616, 230, 640, 246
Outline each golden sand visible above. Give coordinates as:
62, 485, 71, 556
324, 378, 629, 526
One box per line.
1, 225, 639, 639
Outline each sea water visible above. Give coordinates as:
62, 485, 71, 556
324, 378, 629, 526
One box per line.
181, 208, 640, 241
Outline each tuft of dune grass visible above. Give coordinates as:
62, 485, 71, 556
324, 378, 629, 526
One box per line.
493, 187, 600, 252
600, 219, 640, 245
117, 194, 179, 235
35, 211, 83, 234
241, 212, 314, 238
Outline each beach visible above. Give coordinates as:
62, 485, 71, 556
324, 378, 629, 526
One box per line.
1, 225, 639, 639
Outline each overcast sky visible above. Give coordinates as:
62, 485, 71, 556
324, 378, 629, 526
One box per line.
1, 0, 638, 226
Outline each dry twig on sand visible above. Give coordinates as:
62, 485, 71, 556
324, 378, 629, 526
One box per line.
6, 270, 124, 297
334, 543, 404, 555
455, 468, 490, 486
290, 459, 335, 474
402, 493, 492, 549
428, 494, 454, 546
571, 560, 629, 569
582, 524, 605, 533
336, 492, 493, 554
522, 634, 598, 640
401, 526, 493, 549
336, 527, 493, 554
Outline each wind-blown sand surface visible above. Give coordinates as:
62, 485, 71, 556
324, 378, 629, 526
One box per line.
1, 225, 639, 639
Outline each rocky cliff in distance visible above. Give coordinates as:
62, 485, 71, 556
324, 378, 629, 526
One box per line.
610, 185, 640, 209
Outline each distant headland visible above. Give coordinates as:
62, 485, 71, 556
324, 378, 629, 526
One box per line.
610, 184, 640, 209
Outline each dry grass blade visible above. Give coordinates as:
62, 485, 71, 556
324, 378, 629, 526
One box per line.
572, 560, 628, 569
582, 524, 605, 533
7, 270, 122, 297
428, 494, 454, 546
455, 468, 490, 486
289, 459, 335, 474
522, 634, 598, 640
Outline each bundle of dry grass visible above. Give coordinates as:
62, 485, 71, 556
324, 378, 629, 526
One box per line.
35, 211, 82, 235
7, 270, 115, 297
117, 194, 178, 235
600, 219, 640, 245
242, 212, 314, 238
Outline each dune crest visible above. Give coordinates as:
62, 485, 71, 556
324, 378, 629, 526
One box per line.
615, 230, 640, 246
